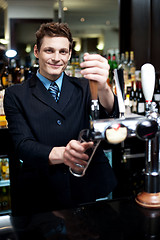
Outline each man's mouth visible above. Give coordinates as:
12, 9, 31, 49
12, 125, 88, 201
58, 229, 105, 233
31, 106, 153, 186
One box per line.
48, 63, 62, 68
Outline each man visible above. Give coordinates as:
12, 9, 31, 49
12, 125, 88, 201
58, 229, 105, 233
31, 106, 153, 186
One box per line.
4, 22, 119, 216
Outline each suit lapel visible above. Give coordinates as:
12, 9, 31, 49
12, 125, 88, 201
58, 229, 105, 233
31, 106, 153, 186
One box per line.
29, 74, 78, 117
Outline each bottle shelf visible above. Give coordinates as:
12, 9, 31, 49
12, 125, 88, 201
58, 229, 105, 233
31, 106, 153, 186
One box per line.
0, 180, 10, 187
0, 209, 11, 216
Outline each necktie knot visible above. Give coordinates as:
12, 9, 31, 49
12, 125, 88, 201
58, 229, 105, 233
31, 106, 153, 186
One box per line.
48, 82, 59, 102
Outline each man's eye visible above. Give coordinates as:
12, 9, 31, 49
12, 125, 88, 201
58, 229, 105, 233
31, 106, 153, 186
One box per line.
60, 50, 68, 55
45, 49, 53, 53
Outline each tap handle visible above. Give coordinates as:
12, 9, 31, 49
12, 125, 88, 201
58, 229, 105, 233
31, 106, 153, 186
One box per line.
89, 80, 98, 100
141, 63, 155, 103
89, 80, 99, 120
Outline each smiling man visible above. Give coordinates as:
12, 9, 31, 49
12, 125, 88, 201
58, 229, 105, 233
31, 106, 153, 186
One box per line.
4, 22, 119, 216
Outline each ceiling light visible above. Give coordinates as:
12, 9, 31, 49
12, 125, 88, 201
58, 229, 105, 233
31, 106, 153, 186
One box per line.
5, 49, 17, 58
97, 43, 104, 51
80, 18, 85, 22
74, 43, 81, 52
25, 44, 31, 53
106, 20, 111, 25
0, 39, 9, 45
63, 6, 68, 11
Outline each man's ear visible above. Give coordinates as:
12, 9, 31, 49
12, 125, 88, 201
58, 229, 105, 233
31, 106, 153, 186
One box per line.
34, 45, 39, 58
68, 50, 72, 61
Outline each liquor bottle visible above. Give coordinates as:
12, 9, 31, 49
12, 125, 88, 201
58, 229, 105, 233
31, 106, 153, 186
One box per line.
24, 67, 32, 80
131, 81, 137, 113
1, 66, 9, 88
118, 53, 125, 70
129, 81, 135, 112
111, 54, 118, 70
107, 53, 112, 67
154, 75, 160, 113
128, 51, 136, 82
12, 65, 21, 84
1, 158, 9, 180
74, 56, 82, 78
137, 81, 145, 115
123, 51, 129, 93
1, 186, 9, 211
125, 93, 131, 115
0, 90, 7, 127
107, 54, 112, 88
110, 54, 118, 93
20, 66, 25, 82
132, 91, 137, 113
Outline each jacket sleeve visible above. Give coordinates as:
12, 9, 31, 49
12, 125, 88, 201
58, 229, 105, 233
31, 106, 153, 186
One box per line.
4, 87, 52, 170
99, 94, 119, 119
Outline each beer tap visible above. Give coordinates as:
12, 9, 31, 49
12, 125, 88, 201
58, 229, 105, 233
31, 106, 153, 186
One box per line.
89, 80, 99, 121
141, 63, 156, 114
73, 63, 160, 206
89, 63, 160, 208
135, 63, 160, 208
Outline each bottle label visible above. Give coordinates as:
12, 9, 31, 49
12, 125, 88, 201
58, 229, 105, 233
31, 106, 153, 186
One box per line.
154, 94, 160, 101
137, 102, 145, 113
132, 100, 137, 112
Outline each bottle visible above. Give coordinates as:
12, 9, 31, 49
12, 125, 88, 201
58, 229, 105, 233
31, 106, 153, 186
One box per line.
154, 75, 160, 113
1, 186, 9, 211
132, 91, 137, 113
24, 67, 32, 80
131, 81, 137, 113
74, 56, 82, 78
128, 51, 136, 82
107, 54, 112, 88
12, 65, 21, 84
129, 81, 135, 112
111, 54, 118, 70
118, 53, 125, 70
125, 93, 131, 115
20, 66, 25, 82
107, 53, 112, 67
1, 158, 9, 180
137, 81, 145, 115
0, 89, 7, 128
123, 51, 129, 93
110, 54, 118, 93
1, 66, 9, 88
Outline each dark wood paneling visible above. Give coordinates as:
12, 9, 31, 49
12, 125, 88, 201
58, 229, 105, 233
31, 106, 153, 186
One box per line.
119, 0, 160, 71
130, 0, 151, 69
119, 0, 131, 53
151, 0, 160, 72
10, 18, 52, 49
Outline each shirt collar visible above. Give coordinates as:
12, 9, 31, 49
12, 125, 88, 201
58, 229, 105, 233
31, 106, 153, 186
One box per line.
36, 70, 64, 92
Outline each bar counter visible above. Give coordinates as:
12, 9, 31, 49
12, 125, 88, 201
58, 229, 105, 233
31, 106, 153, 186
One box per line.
1, 196, 160, 240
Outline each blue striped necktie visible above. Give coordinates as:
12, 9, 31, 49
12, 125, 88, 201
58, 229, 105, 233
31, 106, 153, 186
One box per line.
48, 82, 59, 102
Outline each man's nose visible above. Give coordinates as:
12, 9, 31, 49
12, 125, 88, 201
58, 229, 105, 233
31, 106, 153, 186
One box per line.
52, 52, 60, 61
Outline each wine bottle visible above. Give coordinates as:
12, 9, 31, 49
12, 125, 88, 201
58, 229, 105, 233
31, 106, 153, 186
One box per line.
154, 75, 160, 113
123, 51, 129, 93
137, 81, 145, 115
129, 81, 134, 112
128, 51, 136, 82
118, 53, 125, 70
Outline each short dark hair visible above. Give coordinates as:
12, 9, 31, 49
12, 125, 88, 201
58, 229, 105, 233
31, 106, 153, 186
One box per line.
35, 22, 73, 51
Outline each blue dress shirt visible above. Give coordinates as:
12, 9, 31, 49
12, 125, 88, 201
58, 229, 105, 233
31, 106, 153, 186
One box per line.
36, 70, 64, 99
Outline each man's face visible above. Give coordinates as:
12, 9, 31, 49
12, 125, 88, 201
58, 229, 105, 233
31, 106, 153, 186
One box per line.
34, 36, 72, 81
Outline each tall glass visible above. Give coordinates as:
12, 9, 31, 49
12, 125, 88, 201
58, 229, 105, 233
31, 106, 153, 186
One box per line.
69, 129, 101, 177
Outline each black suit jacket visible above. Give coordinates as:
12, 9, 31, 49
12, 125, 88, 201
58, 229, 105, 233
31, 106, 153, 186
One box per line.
4, 73, 119, 216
